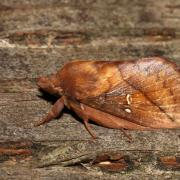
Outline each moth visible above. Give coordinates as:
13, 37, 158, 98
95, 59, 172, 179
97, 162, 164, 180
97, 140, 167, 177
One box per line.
36, 57, 180, 138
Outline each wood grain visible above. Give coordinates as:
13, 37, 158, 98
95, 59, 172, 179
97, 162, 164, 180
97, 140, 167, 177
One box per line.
0, 0, 180, 179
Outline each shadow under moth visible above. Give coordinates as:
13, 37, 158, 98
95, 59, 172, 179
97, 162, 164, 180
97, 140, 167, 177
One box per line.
36, 57, 180, 138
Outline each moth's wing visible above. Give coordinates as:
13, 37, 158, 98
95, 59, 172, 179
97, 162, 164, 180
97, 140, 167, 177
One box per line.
81, 57, 180, 128
120, 57, 180, 123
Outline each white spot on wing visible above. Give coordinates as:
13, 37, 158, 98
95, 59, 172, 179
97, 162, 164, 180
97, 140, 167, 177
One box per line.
126, 94, 132, 105
125, 108, 132, 113
80, 103, 85, 110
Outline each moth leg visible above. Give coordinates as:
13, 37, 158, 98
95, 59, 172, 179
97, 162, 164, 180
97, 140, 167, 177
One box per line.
80, 103, 97, 139
120, 129, 133, 142
72, 103, 97, 139
35, 97, 64, 126
83, 118, 97, 139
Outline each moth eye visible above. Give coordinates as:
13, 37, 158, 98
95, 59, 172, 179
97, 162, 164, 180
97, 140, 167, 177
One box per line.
124, 108, 132, 113
126, 94, 132, 105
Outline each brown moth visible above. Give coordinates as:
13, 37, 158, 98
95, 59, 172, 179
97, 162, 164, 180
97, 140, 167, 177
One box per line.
36, 57, 180, 138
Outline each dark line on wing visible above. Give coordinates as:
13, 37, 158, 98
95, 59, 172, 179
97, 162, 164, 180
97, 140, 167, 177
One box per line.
82, 96, 152, 128
120, 76, 175, 122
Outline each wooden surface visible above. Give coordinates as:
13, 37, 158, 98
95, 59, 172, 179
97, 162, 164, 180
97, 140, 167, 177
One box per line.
0, 0, 180, 179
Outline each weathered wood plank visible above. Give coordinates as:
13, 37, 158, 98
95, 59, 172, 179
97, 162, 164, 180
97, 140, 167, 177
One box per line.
1, 0, 180, 33
0, 0, 180, 179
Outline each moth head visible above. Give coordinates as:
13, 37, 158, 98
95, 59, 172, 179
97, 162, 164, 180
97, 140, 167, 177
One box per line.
37, 75, 63, 95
